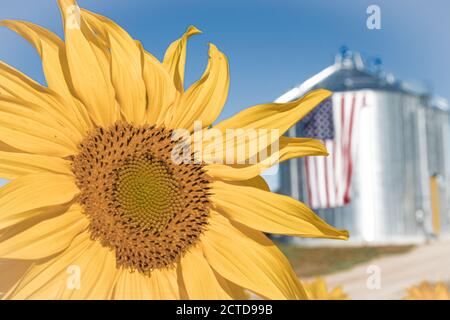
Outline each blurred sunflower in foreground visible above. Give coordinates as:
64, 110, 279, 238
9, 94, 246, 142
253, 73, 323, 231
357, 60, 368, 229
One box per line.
404, 282, 450, 300
303, 278, 349, 300
0, 0, 348, 299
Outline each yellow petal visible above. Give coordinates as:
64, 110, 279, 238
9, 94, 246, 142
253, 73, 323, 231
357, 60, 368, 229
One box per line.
0, 151, 72, 180
4, 232, 90, 299
214, 273, 250, 300
113, 268, 182, 300
0, 141, 21, 153
215, 89, 331, 131
0, 61, 88, 139
211, 180, 349, 240
329, 286, 349, 300
163, 25, 201, 92
0, 259, 33, 299
303, 278, 328, 300
201, 213, 307, 299
0, 204, 88, 259
168, 43, 229, 131
205, 89, 331, 163
57, 0, 119, 127
61, 243, 117, 300
0, 61, 57, 109
5, 232, 117, 300
0, 20, 92, 133
205, 137, 328, 181
81, 10, 146, 124
303, 278, 349, 300
0, 203, 71, 232
147, 268, 181, 299
220, 175, 270, 191
140, 46, 177, 126
0, 173, 79, 229
113, 269, 154, 300
0, 95, 79, 157
0, 20, 71, 99
180, 245, 234, 300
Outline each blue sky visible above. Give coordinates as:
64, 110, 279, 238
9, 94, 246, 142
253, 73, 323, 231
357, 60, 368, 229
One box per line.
0, 0, 449, 187
1, 0, 449, 118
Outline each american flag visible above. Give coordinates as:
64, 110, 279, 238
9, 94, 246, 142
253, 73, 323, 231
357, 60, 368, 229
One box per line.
300, 91, 367, 209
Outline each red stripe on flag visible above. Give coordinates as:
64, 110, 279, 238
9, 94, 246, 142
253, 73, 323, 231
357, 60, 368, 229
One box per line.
338, 94, 346, 199
343, 94, 356, 204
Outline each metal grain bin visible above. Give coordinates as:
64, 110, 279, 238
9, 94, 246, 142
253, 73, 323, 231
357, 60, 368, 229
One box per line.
277, 50, 450, 244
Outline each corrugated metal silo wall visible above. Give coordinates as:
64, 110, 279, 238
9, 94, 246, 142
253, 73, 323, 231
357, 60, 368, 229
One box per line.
279, 89, 450, 243
425, 105, 450, 233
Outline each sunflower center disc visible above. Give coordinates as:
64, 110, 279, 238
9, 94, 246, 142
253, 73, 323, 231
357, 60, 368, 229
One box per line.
115, 156, 181, 233
72, 122, 211, 274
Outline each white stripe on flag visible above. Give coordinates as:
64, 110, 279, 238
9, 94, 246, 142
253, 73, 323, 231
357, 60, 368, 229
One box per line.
326, 140, 336, 206
317, 156, 327, 208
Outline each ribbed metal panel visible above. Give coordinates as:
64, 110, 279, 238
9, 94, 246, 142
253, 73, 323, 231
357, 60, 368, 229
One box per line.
280, 89, 450, 243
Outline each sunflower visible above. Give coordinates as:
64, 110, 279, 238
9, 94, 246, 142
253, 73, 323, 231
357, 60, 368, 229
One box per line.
0, 0, 348, 300
404, 282, 450, 300
303, 278, 349, 300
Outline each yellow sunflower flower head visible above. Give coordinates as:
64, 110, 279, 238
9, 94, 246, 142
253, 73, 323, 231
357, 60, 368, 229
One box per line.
303, 278, 349, 300
0, 0, 348, 300
404, 282, 450, 300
